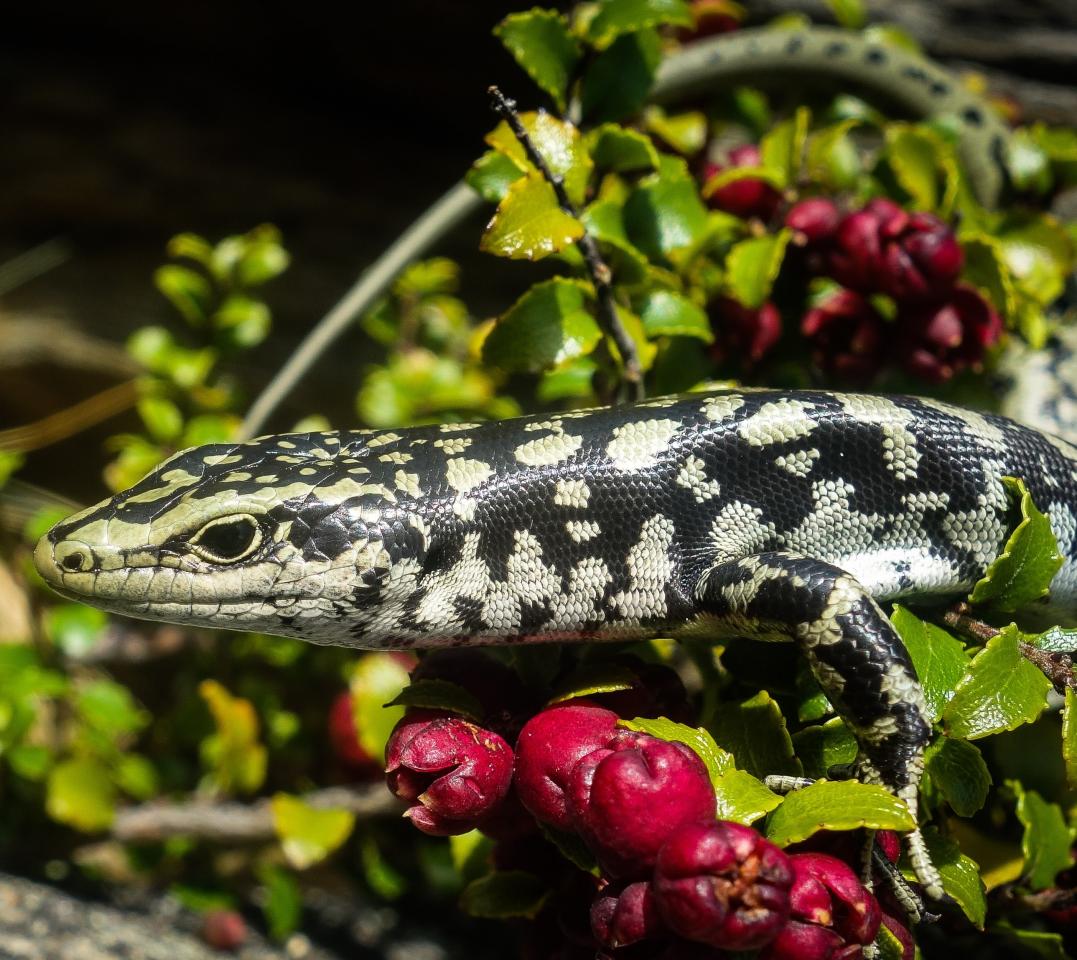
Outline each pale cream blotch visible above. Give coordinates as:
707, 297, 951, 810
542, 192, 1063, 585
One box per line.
701, 394, 745, 422
553, 478, 591, 509
675, 455, 721, 503
774, 448, 821, 478
565, 520, 601, 543
514, 423, 583, 467
737, 399, 817, 447
605, 419, 679, 471
612, 515, 675, 622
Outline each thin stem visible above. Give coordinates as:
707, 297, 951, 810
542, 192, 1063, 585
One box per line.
488, 85, 644, 402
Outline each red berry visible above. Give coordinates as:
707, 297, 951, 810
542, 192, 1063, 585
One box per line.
514, 703, 620, 831
653, 820, 793, 950
678, 0, 741, 40
568, 731, 716, 878
711, 297, 783, 366
897, 285, 1002, 383
591, 881, 666, 951
385, 709, 514, 835
800, 289, 886, 383
201, 909, 247, 952
328, 691, 375, 769
785, 199, 841, 245
704, 145, 782, 221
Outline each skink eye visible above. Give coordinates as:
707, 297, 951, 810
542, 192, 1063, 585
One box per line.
189, 515, 262, 563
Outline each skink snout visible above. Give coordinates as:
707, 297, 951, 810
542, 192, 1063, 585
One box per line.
34, 537, 98, 583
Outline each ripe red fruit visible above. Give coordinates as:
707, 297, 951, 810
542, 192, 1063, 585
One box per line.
514, 703, 620, 831
591, 880, 666, 951
897, 285, 1002, 383
568, 731, 717, 878
786, 198, 841, 245
759, 852, 882, 960
678, 0, 741, 40
328, 691, 375, 770
704, 145, 782, 221
653, 820, 794, 951
800, 289, 886, 383
201, 909, 247, 952
712, 297, 783, 366
385, 709, 514, 835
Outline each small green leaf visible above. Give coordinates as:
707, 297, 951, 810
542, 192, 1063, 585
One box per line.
359, 833, 407, 900
713, 768, 783, 825
387, 678, 485, 724
483, 278, 601, 372
581, 29, 662, 123
582, 199, 650, 282
45, 604, 107, 658
486, 112, 592, 206
46, 757, 116, 832
166, 232, 213, 266
0, 451, 23, 488
942, 625, 1051, 740
1064, 689, 1077, 789
549, 662, 637, 704
585, 0, 693, 49
214, 295, 271, 349
115, 753, 159, 800
874, 923, 907, 960
921, 828, 986, 927
884, 125, 954, 212
1033, 625, 1077, 654
467, 150, 525, 203
199, 680, 267, 795
724, 229, 792, 308
480, 172, 584, 261
495, 10, 581, 112
1007, 128, 1053, 194
891, 605, 969, 721
970, 477, 1064, 611
622, 716, 734, 783
805, 119, 862, 190
137, 396, 184, 443
460, 871, 550, 919
826, 0, 866, 28
7, 745, 52, 781
350, 652, 412, 761
960, 233, 1018, 320
761, 106, 811, 188
623, 158, 710, 262
764, 780, 914, 846
924, 736, 991, 816
643, 106, 708, 157
792, 717, 858, 780
998, 212, 1074, 306
235, 235, 289, 287
76, 680, 148, 738
257, 864, 302, 942
1013, 780, 1075, 889
586, 124, 661, 172
271, 794, 356, 870
154, 264, 212, 325
637, 289, 712, 342
994, 924, 1069, 960
710, 691, 800, 780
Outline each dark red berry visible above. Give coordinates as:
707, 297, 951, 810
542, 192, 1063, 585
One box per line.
328, 691, 376, 770
712, 297, 782, 366
785, 198, 841, 245
678, 0, 741, 40
201, 909, 247, 952
591, 881, 666, 950
800, 289, 886, 383
704, 145, 782, 221
896, 285, 1002, 383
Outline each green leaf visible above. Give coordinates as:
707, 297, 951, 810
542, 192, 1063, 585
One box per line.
271, 794, 356, 870
359, 833, 408, 900
622, 717, 734, 783
199, 680, 267, 795
891, 605, 969, 721
387, 678, 485, 724
214, 295, 271, 349
235, 234, 289, 287
623, 158, 710, 262
7, 745, 52, 781
942, 625, 1051, 740
960, 233, 1018, 321
1013, 780, 1075, 890
154, 264, 212, 325
585, 0, 693, 49
46, 757, 116, 832
486, 112, 592, 206
483, 278, 601, 372
581, 29, 662, 123
460, 871, 550, 919
724, 229, 792, 308
637, 289, 712, 342
827, 0, 866, 28
713, 768, 783, 825
494, 10, 581, 112
350, 652, 412, 761
541, 823, 600, 873
805, 119, 862, 190
643, 106, 708, 157
874, 923, 908, 960
137, 396, 184, 443
884, 125, 954, 212
166, 232, 213, 266
1007, 128, 1053, 194
467, 150, 525, 203
45, 604, 107, 658
998, 213, 1074, 306
1063, 689, 1077, 789
1034, 626, 1077, 654
924, 736, 991, 816
0, 451, 23, 488
76, 680, 148, 738
582, 199, 650, 282
115, 753, 159, 800
257, 864, 302, 942
549, 662, 637, 704
586, 124, 660, 172
480, 172, 584, 261
710, 691, 800, 780
970, 477, 1064, 611
792, 717, 858, 780
761, 107, 811, 188
994, 924, 1069, 960
921, 828, 986, 927
764, 780, 914, 846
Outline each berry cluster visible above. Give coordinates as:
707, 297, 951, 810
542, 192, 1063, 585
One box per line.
380, 651, 913, 959
705, 149, 1002, 384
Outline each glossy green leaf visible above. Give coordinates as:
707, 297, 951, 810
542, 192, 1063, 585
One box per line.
585, 0, 693, 49
885, 125, 955, 212
350, 652, 412, 761
483, 278, 600, 373
214, 295, 271, 348
623, 158, 709, 262
271, 793, 356, 870
45, 604, 108, 659
235, 236, 289, 287
765, 780, 914, 846
761, 107, 810, 187
495, 10, 580, 111
137, 396, 184, 443
1007, 128, 1053, 194
960, 233, 1018, 320
924, 736, 991, 816
460, 870, 550, 919
199, 680, 267, 795
713, 768, 783, 824
805, 119, 861, 190
827, 0, 866, 28
486, 112, 592, 206
970, 477, 1064, 611
481, 172, 584, 261
942, 625, 1051, 740
166, 232, 213, 266
1063, 689, 1077, 789
643, 106, 707, 157
586, 124, 661, 172
549, 662, 637, 704
724, 229, 791, 308
582, 199, 650, 282
581, 29, 662, 123
467, 150, 525, 203
874, 923, 907, 960
891, 605, 969, 721
610, 304, 658, 372
77, 680, 148, 739
622, 716, 734, 783
388, 679, 486, 724
1032, 625, 1077, 654
257, 864, 302, 942
710, 691, 800, 779
637, 289, 712, 342
154, 264, 212, 325
922, 828, 986, 927
1013, 781, 1075, 890
792, 717, 858, 780
998, 213, 1074, 306
46, 757, 116, 832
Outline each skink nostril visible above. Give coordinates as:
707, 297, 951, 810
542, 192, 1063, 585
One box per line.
54, 541, 97, 574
